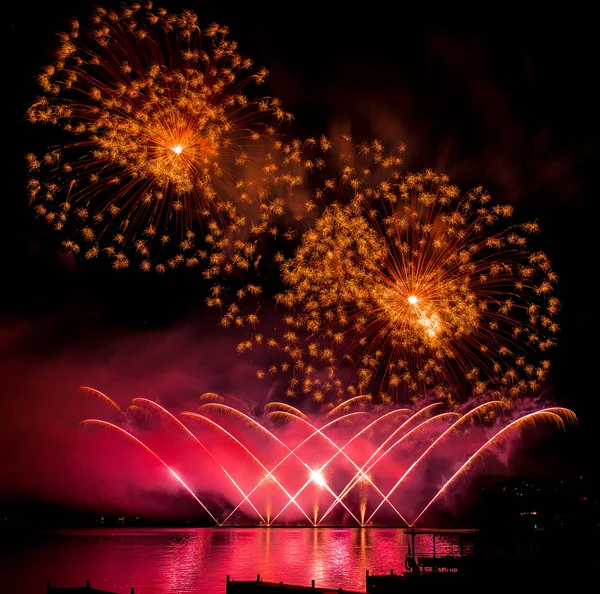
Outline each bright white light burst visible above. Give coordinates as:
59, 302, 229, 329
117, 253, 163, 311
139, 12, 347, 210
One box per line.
310, 468, 327, 488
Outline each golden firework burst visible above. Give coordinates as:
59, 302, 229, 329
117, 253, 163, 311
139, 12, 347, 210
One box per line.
26, 3, 293, 272
248, 139, 558, 402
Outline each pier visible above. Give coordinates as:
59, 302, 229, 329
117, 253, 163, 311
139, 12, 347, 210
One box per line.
46, 580, 134, 593
404, 528, 478, 573
226, 574, 364, 593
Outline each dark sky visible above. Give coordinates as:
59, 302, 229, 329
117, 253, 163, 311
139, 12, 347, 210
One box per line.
1, 2, 597, 508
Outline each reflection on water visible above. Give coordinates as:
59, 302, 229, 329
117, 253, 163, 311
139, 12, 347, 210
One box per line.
0, 528, 471, 593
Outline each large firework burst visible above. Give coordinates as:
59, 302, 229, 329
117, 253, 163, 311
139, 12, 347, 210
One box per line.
255, 141, 558, 403
26, 3, 293, 271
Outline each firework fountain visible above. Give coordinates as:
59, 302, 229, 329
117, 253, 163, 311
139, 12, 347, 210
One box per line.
81, 388, 575, 526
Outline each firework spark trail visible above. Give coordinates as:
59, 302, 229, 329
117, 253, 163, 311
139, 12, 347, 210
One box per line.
287, 405, 420, 524
80, 386, 125, 418
317, 410, 460, 525
80, 419, 218, 523
312, 406, 415, 523
411, 408, 576, 524
198, 406, 371, 524
301, 410, 422, 525
194, 403, 362, 523
332, 402, 443, 475
365, 401, 505, 522
356, 412, 464, 478
319, 402, 444, 517
266, 411, 404, 524
236, 411, 369, 524
325, 395, 373, 418
264, 402, 311, 421
131, 398, 265, 523
181, 412, 314, 525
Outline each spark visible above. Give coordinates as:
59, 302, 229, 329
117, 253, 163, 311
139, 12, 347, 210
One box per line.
310, 468, 327, 488
132, 398, 266, 523
411, 408, 576, 524
80, 419, 218, 524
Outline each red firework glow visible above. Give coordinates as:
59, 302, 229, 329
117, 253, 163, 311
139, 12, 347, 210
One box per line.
80, 388, 575, 526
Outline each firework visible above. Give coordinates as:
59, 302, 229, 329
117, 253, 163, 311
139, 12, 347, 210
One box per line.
260, 146, 559, 402
26, 3, 293, 271
224, 135, 407, 383
81, 387, 575, 526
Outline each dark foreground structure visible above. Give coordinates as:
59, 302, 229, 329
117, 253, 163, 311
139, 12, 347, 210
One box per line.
47, 581, 133, 594
226, 574, 363, 593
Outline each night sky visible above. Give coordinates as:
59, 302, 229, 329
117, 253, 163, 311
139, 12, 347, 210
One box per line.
1, 2, 596, 511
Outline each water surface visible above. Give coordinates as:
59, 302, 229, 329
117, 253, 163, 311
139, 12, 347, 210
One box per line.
2, 527, 464, 593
